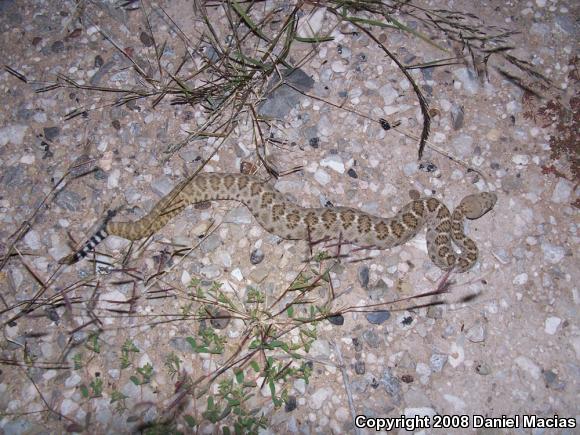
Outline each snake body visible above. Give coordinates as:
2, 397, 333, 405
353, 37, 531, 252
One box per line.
60, 173, 497, 272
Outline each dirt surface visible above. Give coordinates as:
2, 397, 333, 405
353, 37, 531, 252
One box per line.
0, 1, 578, 434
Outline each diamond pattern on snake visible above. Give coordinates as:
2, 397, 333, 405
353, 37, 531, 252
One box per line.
60, 173, 497, 272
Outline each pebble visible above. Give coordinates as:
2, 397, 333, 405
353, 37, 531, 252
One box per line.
124, 187, 142, 204
556, 14, 575, 34
102, 236, 129, 254
296, 8, 325, 38
512, 154, 530, 165
347, 168, 358, 178
443, 394, 466, 411
19, 154, 35, 164
429, 353, 448, 372
512, 273, 528, 285
551, 179, 572, 203
285, 395, 297, 412
465, 320, 487, 343
51, 40, 64, 53
541, 243, 566, 264
450, 104, 464, 130
475, 362, 491, 375
327, 314, 344, 326
514, 355, 541, 380
452, 68, 479, 94
250, 248, 264, 264
366, 310, 390, 325
309, 339, 330, 358
379, 84, 398, 105
380, 369, 401, 398
224, 207, 253, 224
107, 168, 120, 189
357, 265, 369, 288
448, 342, 465, 367
308, 387, 332, 410
23, 230, 41, 250
402, 162, 417, 176
151, 177, 174, 197
274, 180, 303, 194
258, 69, 314, 118
231, 268, 244, 281
200, 265, 220, 279
294, 378, 306, 395
543, 369, 565, 390
60, 398, 79, 415
544, 316, 561, 335
0, 124, 28, 146
43, 126, 60, 141
486, 128, 501, 141
314, 168, 331, 185
331, 61, 346, 73
361, 329, 381, 348
64, 373, 82, 388
320, 155, 345, 173
180, 270, 191, 285
217, 251, 231, 268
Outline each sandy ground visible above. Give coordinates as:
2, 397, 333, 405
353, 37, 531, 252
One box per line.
0, 0, 578, 434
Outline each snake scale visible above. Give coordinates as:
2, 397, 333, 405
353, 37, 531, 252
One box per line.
60, 173, 497, 272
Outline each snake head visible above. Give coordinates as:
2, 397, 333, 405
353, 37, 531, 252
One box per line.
459, 192, 497, 219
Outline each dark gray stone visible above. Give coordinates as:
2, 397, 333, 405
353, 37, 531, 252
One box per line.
366, 310, 390, 325
258, 68, 314, 119
357, 265, 369, 288
250, 248, 264, 265
43, 126, 60, 141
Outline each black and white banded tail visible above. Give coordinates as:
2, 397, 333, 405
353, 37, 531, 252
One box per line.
59, 226, 108, 265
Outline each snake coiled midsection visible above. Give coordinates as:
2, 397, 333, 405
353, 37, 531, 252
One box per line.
60, 173, 497, 272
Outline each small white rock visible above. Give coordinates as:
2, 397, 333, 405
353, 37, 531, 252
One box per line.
24, 230, 41, 250
320, 155, 345, 173
64, 373, 82, 388
296, 8, 326, 38
448, 342, 465, 368
379, 83, 398, 105
181, 270, 191, 285
20, 154, 35, 164
542, 243, 566, 264
513, 273, 528, 285
512, 154, 529, 165
308, 387, 332, 410
314, 168, 331, 185
443, 394, 466, 411
331, 61, 347, 73
231, 268, 244, 281
0, 124, 28, 146
514, 356, 541, 380
544, 316, 561, 335
60, 398, 79, 415
551, 179, 573, 203
107, 168, 120, 189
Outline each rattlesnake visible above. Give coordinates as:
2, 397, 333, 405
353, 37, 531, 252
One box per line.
60, 173, 497, 272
